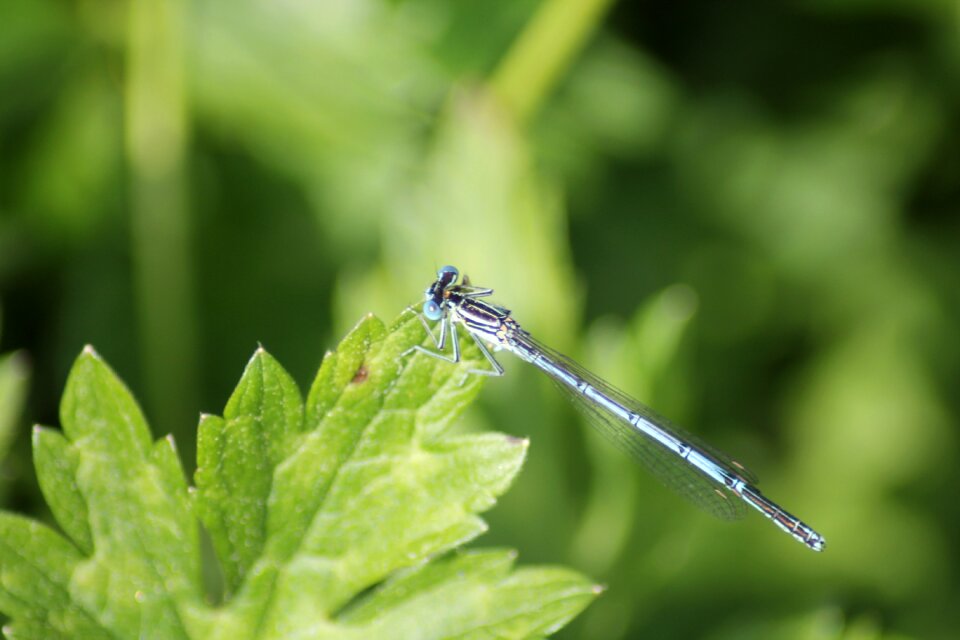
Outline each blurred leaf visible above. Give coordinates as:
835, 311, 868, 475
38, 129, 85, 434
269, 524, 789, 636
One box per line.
674, 64, 941, 280
0, 0, 70, 120
782, 317, 952, 600
21, 72, 122, 245
188, 0, 442, 250
420, 0, 542, 76
0, 315, 597, 639
535, 35, 680, 197
0, 349, 28, 462
559, 38, 678, 157
0, 304, 30, 460
489, 0, 615, 123
708, 606, 912, 640
340, 90, 579, 346
0, 304, 30, 472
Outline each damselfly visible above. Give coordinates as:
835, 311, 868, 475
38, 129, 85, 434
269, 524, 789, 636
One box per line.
404, 265, 825, 551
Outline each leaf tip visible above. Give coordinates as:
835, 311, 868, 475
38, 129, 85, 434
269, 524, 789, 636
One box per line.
592, 583, 607, 595
5, 348, 31, 374
506, 435, 530, 448
81, 344, 99, 358
349, 312, 386, 339
30, 424, 46, 447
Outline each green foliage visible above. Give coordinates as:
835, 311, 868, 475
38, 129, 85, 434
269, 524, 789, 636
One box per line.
0, 312, 597, 639
0, 310, 30, 492
2, 0, 959, 638
0, 352, 28, 464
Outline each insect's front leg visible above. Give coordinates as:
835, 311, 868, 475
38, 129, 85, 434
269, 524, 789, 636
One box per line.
402, 311, 503, 383
401, 311, 461, 365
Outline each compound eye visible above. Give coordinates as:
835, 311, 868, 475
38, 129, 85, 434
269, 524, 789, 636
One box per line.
423, 300, 443, 321
437, 265, 459, 280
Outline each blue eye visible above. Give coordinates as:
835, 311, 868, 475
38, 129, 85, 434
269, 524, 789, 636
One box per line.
423, 300, 442, 320
437, 265, 459, 280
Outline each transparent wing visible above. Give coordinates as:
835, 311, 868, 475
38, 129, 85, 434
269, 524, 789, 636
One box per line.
525, 336, 757, 521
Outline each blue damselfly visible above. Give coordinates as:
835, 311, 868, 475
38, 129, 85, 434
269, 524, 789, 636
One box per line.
405, 265, 825, 551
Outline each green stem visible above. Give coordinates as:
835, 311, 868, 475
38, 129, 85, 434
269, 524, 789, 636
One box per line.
489, 0, 616, 123
125, 0, 197, 456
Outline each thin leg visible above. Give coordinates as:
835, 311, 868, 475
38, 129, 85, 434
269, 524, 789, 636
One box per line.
402, 313, 461, 365
466, 331, 504, 377
460, 274, 493, 296
402, 310, 503, 380
438, 314, 448, 350
410, 307, 444, 349
459, 286, 494, 298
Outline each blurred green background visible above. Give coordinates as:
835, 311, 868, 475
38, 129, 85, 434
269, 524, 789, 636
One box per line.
1, 0, 959, 638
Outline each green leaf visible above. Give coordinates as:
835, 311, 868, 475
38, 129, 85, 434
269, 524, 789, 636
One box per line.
194, 347, 304, 593
32, 427, 93, 555
0, 349, 29, 462
0, 314, 598, 639
0, 514, 109, 640
340, 549, 602, 639
30, 346, 202, 639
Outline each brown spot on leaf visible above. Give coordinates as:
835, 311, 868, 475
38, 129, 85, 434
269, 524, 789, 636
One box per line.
351, 364, 369, 384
